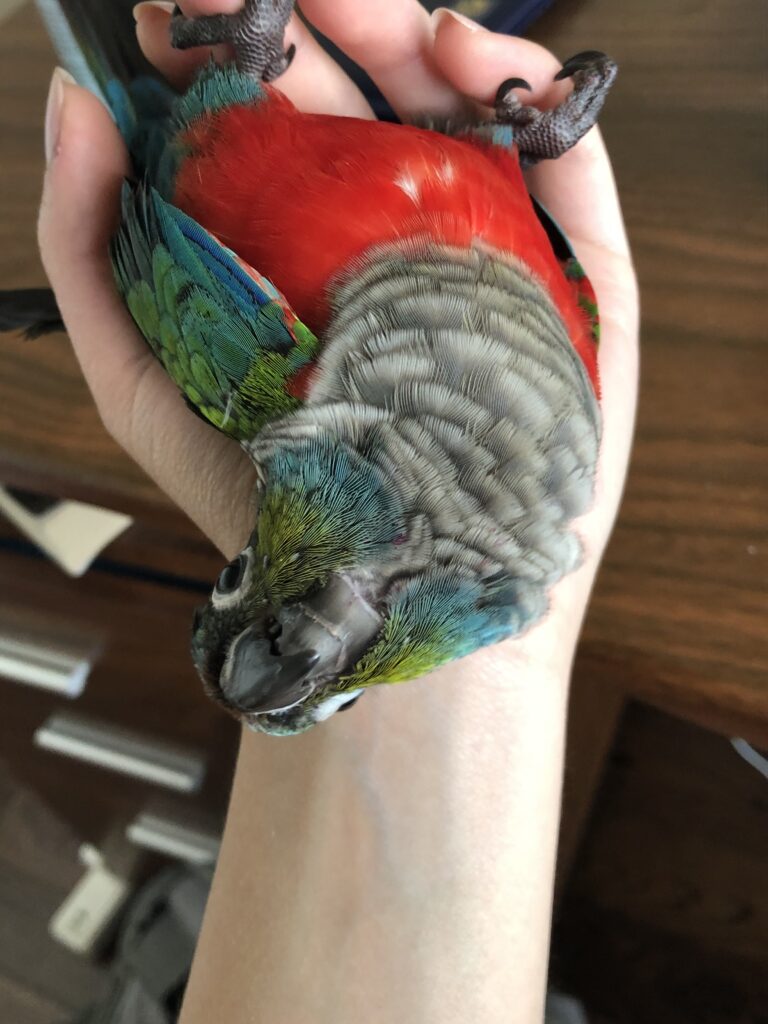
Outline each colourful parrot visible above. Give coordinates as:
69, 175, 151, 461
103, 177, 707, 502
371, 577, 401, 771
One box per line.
4, 0, 615, 734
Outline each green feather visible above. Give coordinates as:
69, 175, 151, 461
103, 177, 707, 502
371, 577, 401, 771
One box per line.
112, 184, 319, 441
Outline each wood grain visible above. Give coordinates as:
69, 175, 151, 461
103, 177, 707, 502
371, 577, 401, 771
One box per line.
0, 4, 171, 513
528, 0, 768, 742
551, 704, 768, 1022
0, 761, 108, 1020
556, 678, 627, 896
0, 0, 766, 742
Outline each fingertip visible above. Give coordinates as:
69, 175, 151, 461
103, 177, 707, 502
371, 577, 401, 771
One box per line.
181, 0, 242, 12
430, 18, 628, 259
277, 15, 373, 117
432, 10, 562, 107
133, 0, 175, 17
40, 84, 129, 263
301, 0, 458, 118
37, 83, 149, 416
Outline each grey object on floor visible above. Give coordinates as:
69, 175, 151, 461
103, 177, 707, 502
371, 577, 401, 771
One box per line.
70, 865, 213, 1024
545, 990, 590, 1024
64, 857, 593, 1023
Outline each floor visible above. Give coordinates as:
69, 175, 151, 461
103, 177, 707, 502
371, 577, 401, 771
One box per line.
0, 0, 25, 20
1, 705, 765, 1023
0, 760, 107, 1024
551, 705, 768, 1024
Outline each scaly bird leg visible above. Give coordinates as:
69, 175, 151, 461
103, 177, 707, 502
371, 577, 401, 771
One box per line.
495, 51, 618, 168
170, 0, 296, 81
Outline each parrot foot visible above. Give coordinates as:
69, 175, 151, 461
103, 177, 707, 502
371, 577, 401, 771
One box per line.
495, 51, 617, 168
170, 0, 296, 82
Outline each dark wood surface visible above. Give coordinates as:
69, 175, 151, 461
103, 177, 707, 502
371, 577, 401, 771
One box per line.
527, 0, 768, 743
1, 0, 765, 742
552, 703, 768, 1023
556, 678, 627, 895
0, 763, 108, 1023
0, 6, 168, 514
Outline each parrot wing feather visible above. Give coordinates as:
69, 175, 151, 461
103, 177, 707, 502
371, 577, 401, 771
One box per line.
531, 195, 601, 345
111, 182, 320, 441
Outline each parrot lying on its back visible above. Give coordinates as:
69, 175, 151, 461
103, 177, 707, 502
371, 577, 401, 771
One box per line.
6, 0, 616, 734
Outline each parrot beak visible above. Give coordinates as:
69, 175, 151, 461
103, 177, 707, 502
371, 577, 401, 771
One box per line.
219, 625, 320, 715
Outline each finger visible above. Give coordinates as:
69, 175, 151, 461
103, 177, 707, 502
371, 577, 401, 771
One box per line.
299, 0, 463, 119
135, 0, 374, 117
432, 11, 630, 260
38, 75, 255, 554
39, 75, 145, 423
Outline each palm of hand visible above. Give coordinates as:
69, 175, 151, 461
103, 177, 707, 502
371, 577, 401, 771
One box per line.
39, 0, 638, 708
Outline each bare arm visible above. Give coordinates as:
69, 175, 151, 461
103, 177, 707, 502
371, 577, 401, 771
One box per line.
181, 657, 569, 1023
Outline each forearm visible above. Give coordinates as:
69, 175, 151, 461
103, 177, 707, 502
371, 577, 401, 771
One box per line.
180, 646, 570, 1024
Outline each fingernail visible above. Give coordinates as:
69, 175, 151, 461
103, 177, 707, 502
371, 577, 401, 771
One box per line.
45, 67, 76, 165
133, 1, 176, 21
431, 8, 481, 32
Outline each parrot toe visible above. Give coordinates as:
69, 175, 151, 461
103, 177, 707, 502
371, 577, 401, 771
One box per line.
495, 77, 533, 105
169, 0, 296, 81
501, 51, 618, 167
554, 50, 613, 82
494, 78, 534, 120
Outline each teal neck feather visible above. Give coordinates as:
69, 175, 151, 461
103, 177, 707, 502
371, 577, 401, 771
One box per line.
172, 62, 265, 135
254, 436, 406, 606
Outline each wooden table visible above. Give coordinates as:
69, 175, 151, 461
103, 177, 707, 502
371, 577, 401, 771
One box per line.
1, 0, 766, 880
528, 0, 767, 875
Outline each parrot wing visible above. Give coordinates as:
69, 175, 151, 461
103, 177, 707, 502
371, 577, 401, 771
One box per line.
112, 182, 320, 441
531, 195, 601, 346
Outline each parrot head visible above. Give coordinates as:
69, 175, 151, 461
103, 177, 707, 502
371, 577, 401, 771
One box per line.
189, 436, 414, 734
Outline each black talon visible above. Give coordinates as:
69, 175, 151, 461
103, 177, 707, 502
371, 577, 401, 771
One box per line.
495, 77, 532, 106
554, 50, 610, 81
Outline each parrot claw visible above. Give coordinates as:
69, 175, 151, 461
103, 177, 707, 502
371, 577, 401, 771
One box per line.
554, 50, 611, 81
170, 0, 295, 82
492, 51, 617, 168
494, 78, 536, 128
494, 77, 533, 107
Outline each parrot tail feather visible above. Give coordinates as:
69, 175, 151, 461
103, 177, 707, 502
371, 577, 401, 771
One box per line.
0, 288, 64, 339
34, 0, 175, 176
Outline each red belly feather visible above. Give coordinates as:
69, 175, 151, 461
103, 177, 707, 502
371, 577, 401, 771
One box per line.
174, 89, 598, 389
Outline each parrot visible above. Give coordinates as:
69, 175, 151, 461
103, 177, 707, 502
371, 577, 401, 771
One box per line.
1, 0, 616, 734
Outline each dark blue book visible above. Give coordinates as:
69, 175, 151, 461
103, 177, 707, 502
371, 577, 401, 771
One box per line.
419, 0, 553, 34
311, 0, 554, 120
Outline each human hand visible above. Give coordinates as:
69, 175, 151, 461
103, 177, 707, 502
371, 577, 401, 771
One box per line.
39, 0, 638, 689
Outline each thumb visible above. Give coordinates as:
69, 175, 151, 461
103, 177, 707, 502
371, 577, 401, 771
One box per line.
36, 69, 257, 555
37, 68, 151, 437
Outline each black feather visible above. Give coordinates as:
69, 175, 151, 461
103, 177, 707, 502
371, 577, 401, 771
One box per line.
0, 288, 65, 340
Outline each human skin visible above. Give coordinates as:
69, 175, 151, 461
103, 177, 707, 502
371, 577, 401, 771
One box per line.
37, 3, 639, 1021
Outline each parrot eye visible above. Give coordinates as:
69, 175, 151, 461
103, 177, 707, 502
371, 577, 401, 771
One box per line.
211, 551, 253, 609
216, 555, 247, 594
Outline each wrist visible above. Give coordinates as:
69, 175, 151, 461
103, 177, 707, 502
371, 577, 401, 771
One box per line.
186, 651, 569, 1023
